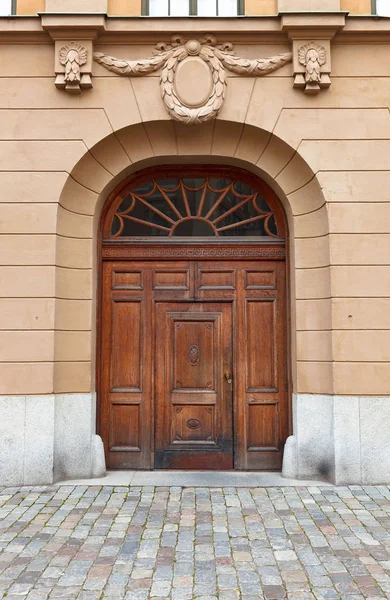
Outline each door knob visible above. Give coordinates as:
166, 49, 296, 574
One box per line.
225, 372, 232, 384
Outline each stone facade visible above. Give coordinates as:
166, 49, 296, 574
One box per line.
0, 0, 389, 485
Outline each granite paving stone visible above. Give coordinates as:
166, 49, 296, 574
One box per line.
1, 486, 390, 598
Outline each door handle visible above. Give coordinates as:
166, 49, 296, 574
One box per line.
225, 371, 232, 384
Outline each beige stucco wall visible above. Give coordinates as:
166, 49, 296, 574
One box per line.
0, 14, 389, 400
16, 0, 374, 15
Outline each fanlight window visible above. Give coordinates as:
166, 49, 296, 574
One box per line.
106, 175, 282, 239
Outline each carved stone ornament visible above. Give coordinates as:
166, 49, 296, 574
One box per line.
294, 41, 331, 95
93, 34, 292, 124
55, 42, 92, 94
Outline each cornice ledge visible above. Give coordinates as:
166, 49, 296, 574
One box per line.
281, 12, 346, 40
41, 13, 106, 40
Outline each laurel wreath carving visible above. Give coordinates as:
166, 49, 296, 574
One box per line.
93, 34, 292, 124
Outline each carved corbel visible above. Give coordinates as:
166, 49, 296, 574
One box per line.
293, 40, 331, 94
55, 40, 93, 94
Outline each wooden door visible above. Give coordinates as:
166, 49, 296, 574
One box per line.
99, 252, 289, 471
154, 302, 233, 469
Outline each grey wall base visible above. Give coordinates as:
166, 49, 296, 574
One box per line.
283, 394, 390, 485
0, 393, 106, 486
1, 393, 390, 486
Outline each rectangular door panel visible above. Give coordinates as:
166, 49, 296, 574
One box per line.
246, 300, 276, 392
111, 300, 142, 391
100, 262, 153, 469
109, 404, 141, 452
196, 266, 236, 300
155, 302, 233, 470
247, 403, 279, 451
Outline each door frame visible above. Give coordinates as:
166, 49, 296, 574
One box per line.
96, 165, 292, 469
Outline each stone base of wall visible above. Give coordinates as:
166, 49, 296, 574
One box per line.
1, 393, 389, 486
0, 393, 106, 486
284, 394, 390, 485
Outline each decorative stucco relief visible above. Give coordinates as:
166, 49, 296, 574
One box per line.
93, 35, 292, 124
55, 41, 93, 94
293, 41, 331, 94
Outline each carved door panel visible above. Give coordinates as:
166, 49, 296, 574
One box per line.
155, 302, 233, 469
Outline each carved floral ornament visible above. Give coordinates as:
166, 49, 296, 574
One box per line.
293, 41, 331, 95
55, 42, 92, 94
93, 34, 293, 124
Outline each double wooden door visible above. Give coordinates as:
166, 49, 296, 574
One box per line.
99, 253, 289, 470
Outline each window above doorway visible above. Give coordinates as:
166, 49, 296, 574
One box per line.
142, 0, 244, 16
103, 168, 286, 241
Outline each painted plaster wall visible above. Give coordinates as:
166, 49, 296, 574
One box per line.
0, 35, 389, 397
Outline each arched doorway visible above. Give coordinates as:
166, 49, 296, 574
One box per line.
98, 165, 290, 470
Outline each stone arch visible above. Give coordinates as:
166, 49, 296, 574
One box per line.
55, 119, 331, 405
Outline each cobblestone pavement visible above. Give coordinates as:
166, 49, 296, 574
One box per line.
1, 486, 390, 600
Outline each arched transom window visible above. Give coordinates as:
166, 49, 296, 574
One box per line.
103, 167, 285, 241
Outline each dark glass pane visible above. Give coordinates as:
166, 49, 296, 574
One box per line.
119, 218, 169, 237
111, 214, 121, 237
173, 219, 215, 237
116, 194, 134, 215
133, 180, 155, 195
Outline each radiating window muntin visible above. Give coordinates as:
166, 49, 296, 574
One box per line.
107, 176, 282, 240
146, 0, 243, 16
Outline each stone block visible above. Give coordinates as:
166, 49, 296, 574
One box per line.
332, 233, 390, 266
0, 396, 25, 486
296, 393, 335, 481
54, 362, 92, 393
332, 298, 390, 330
54, 393, 94, 481
0, 364, 54, 395
55, 266, 92, 300
360, 397, 390, 484
24, 396, 55, 485
331, 266, 390, 298
0, 204, 57, 234
92, 435, 106, 477
0, 235, 55, 266
296, 299, 332, 331
334, 396, 361, 485
333, 362, 390, 395
0, 298, 54, 330
328, 203, 390, 234
54, 331, 92, 362
0, 266, 55, 298
282, 436, 297, 479
0, 331, 54, 362
55, 299, 92, 331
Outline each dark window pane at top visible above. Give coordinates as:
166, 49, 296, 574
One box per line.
109, 176, 280, 239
